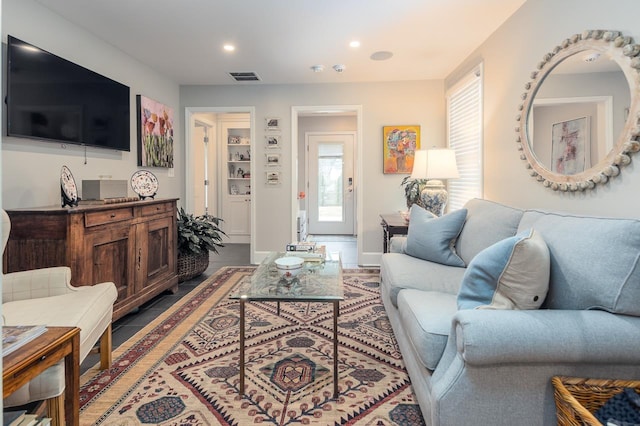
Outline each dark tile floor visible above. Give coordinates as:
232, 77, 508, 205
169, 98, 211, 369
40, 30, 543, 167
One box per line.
81, 237, 357, 374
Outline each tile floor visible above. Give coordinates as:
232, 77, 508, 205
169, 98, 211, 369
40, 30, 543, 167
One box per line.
81, 236, 358, 373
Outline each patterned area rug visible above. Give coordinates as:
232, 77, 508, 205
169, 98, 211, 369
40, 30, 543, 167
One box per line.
79, 267, 425, 425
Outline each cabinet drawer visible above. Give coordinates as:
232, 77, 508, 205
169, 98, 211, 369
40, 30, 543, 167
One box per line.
140, 202, 173, 217
84, 208, 134, 227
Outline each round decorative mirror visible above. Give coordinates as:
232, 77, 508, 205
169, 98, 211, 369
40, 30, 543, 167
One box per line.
516, 30, 640, 191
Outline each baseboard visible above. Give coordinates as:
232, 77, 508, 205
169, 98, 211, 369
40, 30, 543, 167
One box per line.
359, 251, 382, 267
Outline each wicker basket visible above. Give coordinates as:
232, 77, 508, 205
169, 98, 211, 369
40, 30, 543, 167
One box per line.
552, 376, 640, 426
177, 251, 209, 282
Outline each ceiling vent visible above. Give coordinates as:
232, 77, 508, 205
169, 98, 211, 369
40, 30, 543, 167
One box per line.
228, 72, 261, 82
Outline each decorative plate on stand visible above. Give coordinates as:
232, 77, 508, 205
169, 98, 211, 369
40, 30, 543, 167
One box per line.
60, 165, 79, 207
131, 170, 158, 200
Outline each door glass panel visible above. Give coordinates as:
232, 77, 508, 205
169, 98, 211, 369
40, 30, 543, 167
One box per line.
317, 143, 343, 222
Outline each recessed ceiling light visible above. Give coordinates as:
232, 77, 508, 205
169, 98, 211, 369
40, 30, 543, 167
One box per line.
350, 40, 361, 48
223, 44, 235, 52
370, 51, 393, 61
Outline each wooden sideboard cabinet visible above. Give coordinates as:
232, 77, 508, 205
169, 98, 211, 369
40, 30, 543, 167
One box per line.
3, 199, 179, 321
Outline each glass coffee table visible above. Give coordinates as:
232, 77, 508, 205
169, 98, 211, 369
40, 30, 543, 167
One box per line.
229, 251, 344, 398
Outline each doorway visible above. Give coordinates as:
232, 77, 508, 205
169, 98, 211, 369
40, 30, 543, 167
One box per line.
306, 132, 355, 235
291, 105, 363, 265
192, 118, 215, 216
185, 107, 256, 264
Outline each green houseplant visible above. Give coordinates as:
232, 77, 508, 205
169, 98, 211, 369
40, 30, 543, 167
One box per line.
176, 207, 226, 282
400, 176, 427, 210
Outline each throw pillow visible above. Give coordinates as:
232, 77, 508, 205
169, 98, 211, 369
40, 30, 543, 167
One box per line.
457, 228, 550, 310
405, 205, 467, 267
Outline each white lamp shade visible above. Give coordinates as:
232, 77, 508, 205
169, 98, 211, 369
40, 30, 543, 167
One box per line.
411, 148, 459, 180
410, 149, 428, 179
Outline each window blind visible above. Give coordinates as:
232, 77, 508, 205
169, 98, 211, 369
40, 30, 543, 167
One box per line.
446, 64, 483, 211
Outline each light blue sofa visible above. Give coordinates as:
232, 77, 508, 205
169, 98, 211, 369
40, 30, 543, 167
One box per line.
380, 198, 640, 425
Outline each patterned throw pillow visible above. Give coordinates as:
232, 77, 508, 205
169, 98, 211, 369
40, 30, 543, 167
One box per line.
457, 228, 550, 310
405, 205, 467, 267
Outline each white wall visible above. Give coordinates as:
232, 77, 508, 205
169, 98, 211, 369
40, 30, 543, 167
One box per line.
446, 0, 640, 218
1, 0, 181, 209
181, 81, 445, 259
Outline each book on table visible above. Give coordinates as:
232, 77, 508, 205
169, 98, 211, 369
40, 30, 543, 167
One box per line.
3, 410, 27, 426
2, 411, 51, 426
284, 245, 326, 262
17, 414, 38, 426
286, 242, 316, 252
2, 325, 47, 357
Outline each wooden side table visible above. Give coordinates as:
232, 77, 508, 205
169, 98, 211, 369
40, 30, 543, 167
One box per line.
3, 326, 80, 426
380, 213, 409, 253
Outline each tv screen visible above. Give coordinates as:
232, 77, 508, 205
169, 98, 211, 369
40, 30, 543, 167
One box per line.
6, 36, 131, 151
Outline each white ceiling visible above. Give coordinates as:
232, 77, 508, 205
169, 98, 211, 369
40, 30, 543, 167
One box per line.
34, 0, 526, 86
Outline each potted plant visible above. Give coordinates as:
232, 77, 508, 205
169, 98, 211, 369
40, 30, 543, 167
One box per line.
400, 176, 427, 210
176, 207, 226, 282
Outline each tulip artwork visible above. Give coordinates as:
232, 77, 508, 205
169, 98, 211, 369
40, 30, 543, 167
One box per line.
136, 95, 174, 168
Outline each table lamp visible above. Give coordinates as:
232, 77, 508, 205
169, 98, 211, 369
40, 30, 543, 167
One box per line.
411, 148, 460, 216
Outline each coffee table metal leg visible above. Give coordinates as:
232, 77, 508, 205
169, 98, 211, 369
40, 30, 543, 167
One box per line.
240, 298, 245, 395
333, 300, 339, 398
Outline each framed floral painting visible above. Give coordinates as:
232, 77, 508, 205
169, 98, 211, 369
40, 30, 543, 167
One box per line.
383, 125, 420, 174
137, 95, 174, 168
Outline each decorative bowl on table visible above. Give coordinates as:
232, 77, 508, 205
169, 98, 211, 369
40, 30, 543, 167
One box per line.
275, 256, 304, 279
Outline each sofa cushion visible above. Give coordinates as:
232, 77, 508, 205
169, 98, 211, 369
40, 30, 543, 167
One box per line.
457, 229, 550, 310
518, 210, 640, 316
397, 289, 458, 371
456, 198, 524, 266
380, 253, 467, 307
405, 205, 467, 267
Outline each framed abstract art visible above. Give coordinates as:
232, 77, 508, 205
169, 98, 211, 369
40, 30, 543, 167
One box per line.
551, 117, 589, 175
383, 125, 421, 174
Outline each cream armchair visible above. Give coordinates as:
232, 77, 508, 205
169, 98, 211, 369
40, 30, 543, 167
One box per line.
2, 209, 117, 422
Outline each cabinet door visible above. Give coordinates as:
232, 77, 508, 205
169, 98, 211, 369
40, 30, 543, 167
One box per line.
136, 215, 176, 291
223, 196, 250, 243
83, 225, 136, 304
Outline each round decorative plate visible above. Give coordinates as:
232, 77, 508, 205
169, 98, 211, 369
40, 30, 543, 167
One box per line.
131, 170, 159, 198
60, 165, 78, 202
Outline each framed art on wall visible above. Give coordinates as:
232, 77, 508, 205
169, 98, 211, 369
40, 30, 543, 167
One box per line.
382, 125, 420, 174
265, 117, 280, 131
137, 95, 174, 168
265, 135, 281, 149
551, 116, 589, 175
266, 153, 281, 166
266, 171, 280, 185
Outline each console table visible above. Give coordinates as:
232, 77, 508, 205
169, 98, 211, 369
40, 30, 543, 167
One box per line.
3, 199, 179, 321
380, 213, 409, 253
3, 326, 80, 426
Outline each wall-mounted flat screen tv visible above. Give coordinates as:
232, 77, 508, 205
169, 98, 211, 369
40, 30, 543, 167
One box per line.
6, 35, 131, 151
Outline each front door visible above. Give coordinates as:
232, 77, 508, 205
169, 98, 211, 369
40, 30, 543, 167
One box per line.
306, 132, 355, 235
